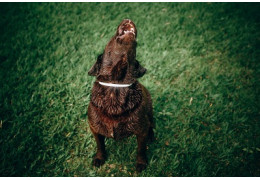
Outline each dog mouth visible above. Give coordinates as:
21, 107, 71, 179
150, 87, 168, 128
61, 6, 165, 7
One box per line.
117, 19, 137, 38
123, 28, 136, 36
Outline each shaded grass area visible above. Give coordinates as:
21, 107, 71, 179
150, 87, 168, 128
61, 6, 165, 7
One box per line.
0, 2, 259, 176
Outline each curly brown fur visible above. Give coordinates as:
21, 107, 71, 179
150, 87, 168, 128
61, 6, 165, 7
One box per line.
87, 19, 154, 172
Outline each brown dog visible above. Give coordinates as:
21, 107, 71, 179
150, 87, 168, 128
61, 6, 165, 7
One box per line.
87, 19, 154, 172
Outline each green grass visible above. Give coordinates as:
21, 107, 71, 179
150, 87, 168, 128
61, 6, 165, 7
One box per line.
0, 2, 259, 177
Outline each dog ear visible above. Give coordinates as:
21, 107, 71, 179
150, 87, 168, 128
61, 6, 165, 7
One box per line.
88, 54, 103, 76
133, 60, 146, 78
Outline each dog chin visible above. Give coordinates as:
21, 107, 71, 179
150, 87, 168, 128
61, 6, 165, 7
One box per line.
116, 35, 135, 45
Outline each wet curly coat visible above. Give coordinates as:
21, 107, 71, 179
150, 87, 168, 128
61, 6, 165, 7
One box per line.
87, 19, 154, 172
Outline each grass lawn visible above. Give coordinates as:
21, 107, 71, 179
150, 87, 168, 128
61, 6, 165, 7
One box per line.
0, 2, 259, 177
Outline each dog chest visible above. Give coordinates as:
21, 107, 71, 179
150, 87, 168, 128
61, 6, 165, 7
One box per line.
102, 119, 134, 140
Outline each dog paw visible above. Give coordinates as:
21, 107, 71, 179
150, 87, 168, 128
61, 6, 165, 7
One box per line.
93, 158, 105, 167
136, 163, 147, 172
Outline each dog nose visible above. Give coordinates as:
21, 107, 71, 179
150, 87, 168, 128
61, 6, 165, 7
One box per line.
124, 19, 132, 22
123, 19, 135, 26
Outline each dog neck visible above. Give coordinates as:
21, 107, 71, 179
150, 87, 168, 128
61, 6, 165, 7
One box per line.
98, 81, 132, 88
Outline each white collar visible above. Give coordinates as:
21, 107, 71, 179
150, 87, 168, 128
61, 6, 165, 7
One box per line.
98, 81, 132, 87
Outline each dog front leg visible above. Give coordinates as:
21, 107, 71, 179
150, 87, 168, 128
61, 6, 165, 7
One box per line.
92, 133, 106, 167
136, 133, 148, 172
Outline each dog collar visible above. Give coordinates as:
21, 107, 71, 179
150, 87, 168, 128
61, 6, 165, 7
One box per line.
98, 81, 132, 87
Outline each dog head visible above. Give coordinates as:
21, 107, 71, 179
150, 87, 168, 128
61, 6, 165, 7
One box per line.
88, 19, 146, 82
